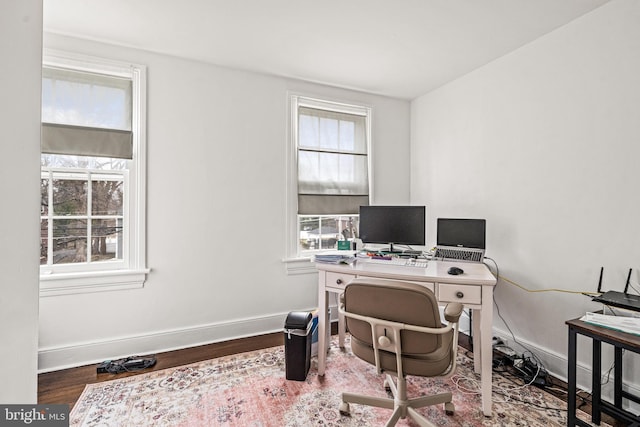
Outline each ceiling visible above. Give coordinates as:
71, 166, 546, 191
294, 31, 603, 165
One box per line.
43, 0, 609, 100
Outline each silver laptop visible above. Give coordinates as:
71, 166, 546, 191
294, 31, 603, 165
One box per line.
434, 218, 486, 263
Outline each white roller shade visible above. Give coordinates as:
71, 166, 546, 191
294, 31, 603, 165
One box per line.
297, 106, 369, 215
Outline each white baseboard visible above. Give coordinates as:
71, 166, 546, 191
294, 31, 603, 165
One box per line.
38, 311, 294, 373
492, 327, 640, 415
35, 304, 467, 373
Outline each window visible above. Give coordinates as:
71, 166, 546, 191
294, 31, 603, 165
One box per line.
287, 95, 371, 260
40, 50, 147, 296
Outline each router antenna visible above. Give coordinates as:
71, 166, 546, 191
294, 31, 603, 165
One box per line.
597, 267, 604, 293
624, 268, 632, 294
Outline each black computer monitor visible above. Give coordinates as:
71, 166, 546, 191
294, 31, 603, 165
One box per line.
359, 205, 426, 252
436, 218, 486, 249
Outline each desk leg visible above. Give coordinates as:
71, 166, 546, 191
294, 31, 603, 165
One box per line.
592, 339, 602, 425
471, 308, 481, 374
567, 326, 578, 426
614, 346, 623, 408
479, 285, 493, 417
338, 308, 346, 348
317, 272, 328, 376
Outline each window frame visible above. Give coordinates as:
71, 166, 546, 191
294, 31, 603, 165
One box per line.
285, 94, 372, 271
40, 166, 128, 272
40, 50, 148, 296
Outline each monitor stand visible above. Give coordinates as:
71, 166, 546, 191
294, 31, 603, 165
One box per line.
386, 243, 403, 254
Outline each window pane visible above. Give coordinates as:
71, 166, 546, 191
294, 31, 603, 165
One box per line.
299, 216, 340, 250
42, 67, 132, 130
40, 219, 48, 265
339, 120, 355, 150
41, 178, 49, 215
91, 219, 122, 262
92, 179, 123, 215
298, 107, 366, 154
318, 217, 339, 250
53, 219, 87, 264
298, 151, 368, 195
299, 115, 319, 148
299, 215, 359, 251
53, 178, 88, 215
319, 117, 339, 150
42, 154, 127, 170
41, 164, 126, 267
299, 216, 320, 250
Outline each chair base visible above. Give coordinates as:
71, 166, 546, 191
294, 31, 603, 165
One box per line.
339, 373, 454, 427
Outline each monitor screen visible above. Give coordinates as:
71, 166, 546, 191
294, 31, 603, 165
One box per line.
436, 218, 486, 249
358, 205, 426, 249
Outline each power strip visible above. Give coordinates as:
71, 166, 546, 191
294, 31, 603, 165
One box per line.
494, 344, 518, 363
513, 357, 549, 388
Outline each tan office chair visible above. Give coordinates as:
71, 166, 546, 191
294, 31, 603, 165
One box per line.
338, 278, 463, 427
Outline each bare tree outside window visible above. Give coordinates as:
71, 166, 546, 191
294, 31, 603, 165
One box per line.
40, 155, 125, 265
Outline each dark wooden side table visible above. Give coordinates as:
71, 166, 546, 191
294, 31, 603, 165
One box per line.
566, 317, 640, 426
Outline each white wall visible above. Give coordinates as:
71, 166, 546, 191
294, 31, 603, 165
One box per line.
411, 0, 640, 404
0, 0, 42, 403
37, 34, 411, 371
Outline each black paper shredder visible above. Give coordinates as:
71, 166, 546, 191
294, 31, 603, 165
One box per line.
284, 311, 313, 381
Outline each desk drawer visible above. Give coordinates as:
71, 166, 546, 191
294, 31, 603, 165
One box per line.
438, 283, 481, 304
357, 276, 435, 293
325, 272, 356, 291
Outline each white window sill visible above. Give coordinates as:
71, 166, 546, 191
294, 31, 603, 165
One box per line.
39, 268, 150, 297
282, 256, 317, 275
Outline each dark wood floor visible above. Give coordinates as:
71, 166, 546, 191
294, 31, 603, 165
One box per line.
38, 331, 284, 408
38, 329, 625, 426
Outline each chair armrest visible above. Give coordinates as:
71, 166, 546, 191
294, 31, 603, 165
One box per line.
444, 303, 464, 323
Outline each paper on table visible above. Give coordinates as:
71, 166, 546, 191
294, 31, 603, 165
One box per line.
313, 251, 356, 265
581, 312, 640, 336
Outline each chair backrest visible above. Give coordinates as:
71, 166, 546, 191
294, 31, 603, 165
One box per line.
342, 278, 457, 377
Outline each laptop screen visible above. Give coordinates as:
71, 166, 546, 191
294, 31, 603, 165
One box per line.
437, 218, 486, 249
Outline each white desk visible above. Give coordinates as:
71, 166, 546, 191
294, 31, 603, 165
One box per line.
315, 259, 497, 417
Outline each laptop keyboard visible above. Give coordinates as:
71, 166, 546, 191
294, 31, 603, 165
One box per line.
434, 247, 484, 262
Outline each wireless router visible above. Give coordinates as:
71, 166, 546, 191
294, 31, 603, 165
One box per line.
592, 267, 640, 313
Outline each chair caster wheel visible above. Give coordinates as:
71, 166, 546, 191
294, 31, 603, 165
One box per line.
339, 402, 350, 416
445, 402, 455, 416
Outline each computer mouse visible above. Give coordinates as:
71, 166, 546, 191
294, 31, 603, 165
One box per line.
448, 266, 464, 275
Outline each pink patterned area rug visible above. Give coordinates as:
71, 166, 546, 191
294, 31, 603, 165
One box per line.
70, 337, 601, 426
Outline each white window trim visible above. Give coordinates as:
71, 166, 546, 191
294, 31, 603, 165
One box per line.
284, 93, 372, 274
40, 50, 149, 296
